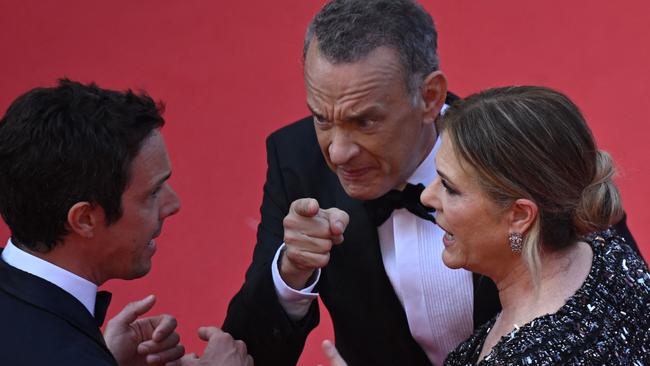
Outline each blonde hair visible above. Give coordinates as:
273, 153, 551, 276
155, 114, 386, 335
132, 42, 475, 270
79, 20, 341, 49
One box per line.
439, 86, 622, 281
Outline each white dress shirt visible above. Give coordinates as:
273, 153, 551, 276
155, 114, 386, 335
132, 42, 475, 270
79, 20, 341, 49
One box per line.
1, 239, 98, 316
271, 133, 475, 364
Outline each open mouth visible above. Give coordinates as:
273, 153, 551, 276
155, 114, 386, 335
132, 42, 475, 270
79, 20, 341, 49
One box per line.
437, 222, 456, 245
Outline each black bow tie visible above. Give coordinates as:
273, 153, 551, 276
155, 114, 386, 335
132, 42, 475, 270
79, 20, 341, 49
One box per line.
364, 183, 436, 226
94, 291, 112, 326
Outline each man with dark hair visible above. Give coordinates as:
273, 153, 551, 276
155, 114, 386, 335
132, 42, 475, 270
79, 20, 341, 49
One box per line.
222, 0, 638, 365
0, 79, 252, 366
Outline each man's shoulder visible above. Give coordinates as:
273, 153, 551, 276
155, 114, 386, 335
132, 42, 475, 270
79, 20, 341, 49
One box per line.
0, 287, 115, 364
0, 280, 81, 331
266, 116, 324, 165
268, 115, 315, 143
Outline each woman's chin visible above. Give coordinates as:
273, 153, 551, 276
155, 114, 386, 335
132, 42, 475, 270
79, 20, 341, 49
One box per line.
442, 249, 466, 270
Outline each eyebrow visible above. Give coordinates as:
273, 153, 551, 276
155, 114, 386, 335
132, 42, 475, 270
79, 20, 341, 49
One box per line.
306, 103, 325, 120
436, 169, 454, 184
306, 103, 384, 122
346, 105, 384, 121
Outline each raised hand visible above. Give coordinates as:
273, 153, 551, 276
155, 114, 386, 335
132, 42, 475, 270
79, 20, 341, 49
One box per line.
180, 327, 253, 366
280, 198, 350, 289
104, 295, 184, 366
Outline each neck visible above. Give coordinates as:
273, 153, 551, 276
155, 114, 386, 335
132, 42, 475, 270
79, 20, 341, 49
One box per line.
396, 124, 437, 191
20, 239, 106, 286
493, 242, 592, 324
422, 124, 437, 161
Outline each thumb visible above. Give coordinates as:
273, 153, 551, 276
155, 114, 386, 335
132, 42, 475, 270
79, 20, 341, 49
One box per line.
197, 326, 221, 342
322, 340, 347, 366
110, 294, 156, 326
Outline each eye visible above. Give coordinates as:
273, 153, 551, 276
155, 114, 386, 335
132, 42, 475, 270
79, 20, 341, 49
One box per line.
356, 119, 378, 130
313, 115, 332, 130
441, 179, 459, 195
151, 185, 162, 198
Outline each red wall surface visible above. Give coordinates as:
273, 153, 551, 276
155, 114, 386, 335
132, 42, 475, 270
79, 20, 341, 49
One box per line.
1, 1, 648, 364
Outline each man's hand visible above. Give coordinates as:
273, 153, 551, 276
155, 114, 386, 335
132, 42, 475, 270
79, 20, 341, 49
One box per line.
104, 295, 184, 366
179, 327, 253, 366
319, 340, 347, 366
281, 198, 350, 289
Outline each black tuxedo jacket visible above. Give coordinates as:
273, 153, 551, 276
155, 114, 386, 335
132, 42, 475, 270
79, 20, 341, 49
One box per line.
223, 100, 639, 366
0, 251, 117, 365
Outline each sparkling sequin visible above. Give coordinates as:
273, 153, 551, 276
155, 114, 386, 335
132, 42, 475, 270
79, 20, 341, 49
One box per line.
444, 229, 650, 365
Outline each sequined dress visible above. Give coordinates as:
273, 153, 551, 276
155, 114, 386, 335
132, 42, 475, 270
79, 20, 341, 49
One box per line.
444, 230, 650, 365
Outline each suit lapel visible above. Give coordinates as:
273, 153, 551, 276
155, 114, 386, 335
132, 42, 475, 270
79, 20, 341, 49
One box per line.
0, 252, 112, 356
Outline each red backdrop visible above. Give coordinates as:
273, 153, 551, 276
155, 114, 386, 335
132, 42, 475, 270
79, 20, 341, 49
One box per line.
1, 1, 648, 364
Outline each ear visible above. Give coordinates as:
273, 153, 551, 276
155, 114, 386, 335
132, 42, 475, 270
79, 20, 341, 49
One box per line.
67, 202, 102, 238
420, 70, 448, 126
508, 198, 538, 234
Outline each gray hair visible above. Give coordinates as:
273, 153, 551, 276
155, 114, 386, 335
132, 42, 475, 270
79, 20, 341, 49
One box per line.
303, 0, 439, 94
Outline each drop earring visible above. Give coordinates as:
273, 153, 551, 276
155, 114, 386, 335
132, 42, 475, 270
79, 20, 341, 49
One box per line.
509, 232, 523, 253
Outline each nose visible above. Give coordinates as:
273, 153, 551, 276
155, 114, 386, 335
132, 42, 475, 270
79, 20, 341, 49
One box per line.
420, 178, 441, 210
328, 129, 360, 166
161, 184, 181, 218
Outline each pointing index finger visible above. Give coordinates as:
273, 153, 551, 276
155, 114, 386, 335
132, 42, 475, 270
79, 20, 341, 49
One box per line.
291, 198, 320, 217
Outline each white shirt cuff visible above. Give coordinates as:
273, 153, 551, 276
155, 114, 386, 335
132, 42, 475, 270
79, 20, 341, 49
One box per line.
271, 243, 320, 321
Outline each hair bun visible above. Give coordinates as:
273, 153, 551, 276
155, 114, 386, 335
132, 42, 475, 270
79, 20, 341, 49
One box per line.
573, 150, 623, 235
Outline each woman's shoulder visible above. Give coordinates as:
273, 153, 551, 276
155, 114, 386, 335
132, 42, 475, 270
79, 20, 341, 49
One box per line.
444, 230, 650, 366
580, 229, 649, 325
585, 228, 649, 294
444, 319, 495, 365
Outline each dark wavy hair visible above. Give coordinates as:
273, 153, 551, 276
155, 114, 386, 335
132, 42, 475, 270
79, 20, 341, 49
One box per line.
0, 79, 165, 252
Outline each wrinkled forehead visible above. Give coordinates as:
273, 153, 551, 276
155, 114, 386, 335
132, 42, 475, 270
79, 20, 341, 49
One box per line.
304, 39, 410, 89
304, 43, 409, 101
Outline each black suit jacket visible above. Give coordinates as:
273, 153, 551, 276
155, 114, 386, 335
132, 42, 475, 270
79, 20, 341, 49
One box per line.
0, 251, 117, 365
223, 99, 639, 366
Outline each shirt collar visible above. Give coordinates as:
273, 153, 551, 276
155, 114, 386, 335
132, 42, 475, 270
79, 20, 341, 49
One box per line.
1, 239, 98, 315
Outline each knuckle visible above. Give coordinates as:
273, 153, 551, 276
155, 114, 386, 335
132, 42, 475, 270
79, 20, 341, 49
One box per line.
235, 340, 247, 352
341, 211, 350, 223
283, 214, 297, 229
317, 252, 331, 267
323, 239, 333, 251
283, 231, 300, 246
284, 248, 306, 265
